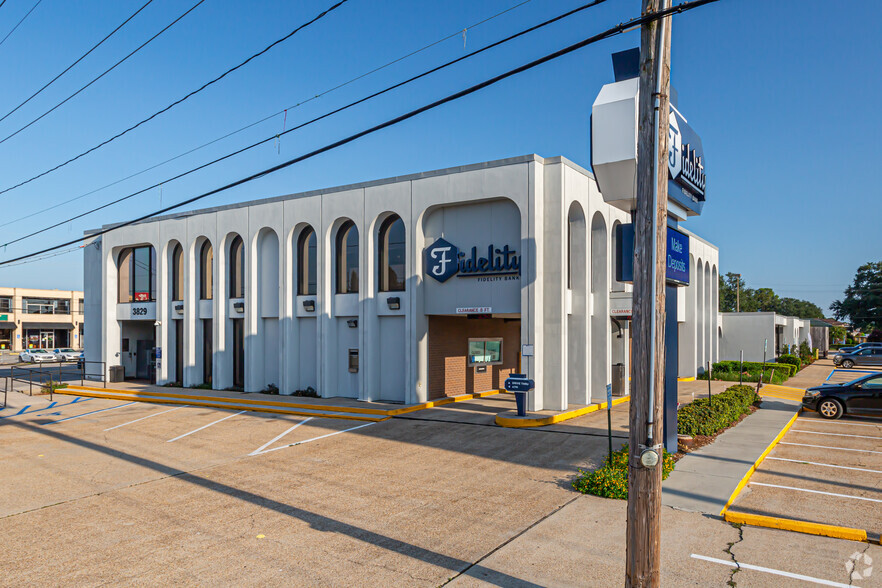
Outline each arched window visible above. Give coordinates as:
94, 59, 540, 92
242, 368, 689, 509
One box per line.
297, 227, 317, 296
378, 215, 405, 292
229, 235, 245, 298
117, 245, 155, 303
335, 221, 358, 294
171, 244, 183, 301
200, 241, 213, 300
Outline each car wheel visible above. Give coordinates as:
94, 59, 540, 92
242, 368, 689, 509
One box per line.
818, 398, 843, 419
842, 359, 855, 369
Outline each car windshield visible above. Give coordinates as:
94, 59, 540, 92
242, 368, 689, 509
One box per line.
35, 350, 51, 354
844, 375, 872, 386
60, 348, 75, 353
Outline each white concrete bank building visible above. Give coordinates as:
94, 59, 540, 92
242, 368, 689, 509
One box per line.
84, 153, 720, 410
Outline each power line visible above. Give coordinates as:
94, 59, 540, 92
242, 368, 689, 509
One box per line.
0, 0, 206, 149
2, 0, 606, 247
0, 0, 41, 49
0, 0, 721, 268
0, 0, 155, 124
0, 0, 351, 193
0, 1, 8, 11
0, 0, 534, 231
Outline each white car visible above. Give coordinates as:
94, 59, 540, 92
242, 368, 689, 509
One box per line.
20, 349, 57, 363
53, 348, 80, 362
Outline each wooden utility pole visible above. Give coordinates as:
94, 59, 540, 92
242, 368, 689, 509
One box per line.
626, 0, 671, 586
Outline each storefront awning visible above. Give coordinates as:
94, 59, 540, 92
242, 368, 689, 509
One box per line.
0, 321, 17, 330
21, 322, 74, 329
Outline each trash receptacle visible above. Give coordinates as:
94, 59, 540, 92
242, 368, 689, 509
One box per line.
612, 363, 626, 396
108, 365, 125, 383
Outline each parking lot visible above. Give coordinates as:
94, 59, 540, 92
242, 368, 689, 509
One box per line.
728, 368, 882, 540
2, 381, 880, 586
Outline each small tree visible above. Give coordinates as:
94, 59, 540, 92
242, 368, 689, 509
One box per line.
830, 325, 846, 344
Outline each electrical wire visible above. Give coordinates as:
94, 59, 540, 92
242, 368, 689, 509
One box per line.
0, 0, 351, 193
1, 0, 607, 247
0, 0, 206, 149
0, 0, 534, 231
0, 0, 41, 49
0, 0, 154, 124
0, 1, 8, 11
0, 0, 722, 267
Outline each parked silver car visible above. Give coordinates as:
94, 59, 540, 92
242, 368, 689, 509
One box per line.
53, 348, 81, 362
19, 349, 57, 363
833, 347, 882, 369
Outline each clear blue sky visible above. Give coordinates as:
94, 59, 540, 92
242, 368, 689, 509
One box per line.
0, 0, 878, 313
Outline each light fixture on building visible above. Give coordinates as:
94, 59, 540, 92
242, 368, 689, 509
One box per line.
233, 301, 245, 313
346, 318, 358, 328
386, 297, 400, 311
302, 300, 316, 312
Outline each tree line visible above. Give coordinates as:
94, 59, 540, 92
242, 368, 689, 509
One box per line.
718, 273, 825, 319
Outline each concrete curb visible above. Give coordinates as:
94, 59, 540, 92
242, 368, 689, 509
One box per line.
724, 511, 873, 544
61, 386, 503, 421
718, 409, 801, 516
495, 396, 629, 428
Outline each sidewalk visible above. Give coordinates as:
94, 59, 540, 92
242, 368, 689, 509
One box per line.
661, 397, 800, 514
661, 358, 836, 515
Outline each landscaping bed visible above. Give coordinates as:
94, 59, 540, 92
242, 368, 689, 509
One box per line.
572, 384, 761, 499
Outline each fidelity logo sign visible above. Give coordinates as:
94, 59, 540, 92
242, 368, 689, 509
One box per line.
668, 108, 706, 199
425, 238, 520, 283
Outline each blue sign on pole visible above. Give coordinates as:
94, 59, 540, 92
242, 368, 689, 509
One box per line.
606, 383, 612, 407
665, 227, 689, 286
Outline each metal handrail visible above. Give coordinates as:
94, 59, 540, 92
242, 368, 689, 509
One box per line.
9, 359, 106, 398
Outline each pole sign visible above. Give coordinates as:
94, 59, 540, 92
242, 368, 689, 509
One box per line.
504, 374, 534, 392
668, 107, 707, 215
606, 383, 612, 407
665, 227, 689, 286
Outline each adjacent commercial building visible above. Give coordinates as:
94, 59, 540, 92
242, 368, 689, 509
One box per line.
84, 154, 720, 410
720, 312, 814, 362
0, 287, 85, 351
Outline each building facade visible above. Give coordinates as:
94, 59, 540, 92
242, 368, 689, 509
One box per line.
0, 287, 85, 351
720, 312, 813, 362
85, 155, 719, 410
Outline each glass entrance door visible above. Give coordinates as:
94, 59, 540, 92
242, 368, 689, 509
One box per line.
39, 330, 54, 349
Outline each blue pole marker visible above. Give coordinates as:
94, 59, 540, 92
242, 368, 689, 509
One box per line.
606, 383, 613, 460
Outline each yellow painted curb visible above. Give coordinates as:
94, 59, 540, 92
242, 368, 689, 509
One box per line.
495, 395, 630, 428
724, 511, 868, 543
65, 385, 391, 415
677, 376, 696, 382
388, 390, 502, 415
57, 389, 388, 421
718, 409, 801, 516
61, 386, 503, 421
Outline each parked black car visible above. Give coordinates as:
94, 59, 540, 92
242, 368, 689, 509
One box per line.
802, 373, 882, 419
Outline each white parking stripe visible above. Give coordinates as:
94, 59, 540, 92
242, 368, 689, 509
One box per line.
42, 402, 137, 425
798, 418, 881, 428
791, 429, 882, 440
104, 406, 184, 431
166, 410, 246, 443
778, 441, 882, 454
750, 482, 882, 503
248, 418, 313, 456
253, 422, 375, 455
691, 554, 850, 587
766, 456, 882, 474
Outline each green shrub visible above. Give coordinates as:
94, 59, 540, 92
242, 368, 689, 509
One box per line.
572, 444, 675, 500
696, 360, 793, 383
677, 384, 760, 437
41, 380, 68, 395
778, 354, 801, 373
798, 341, 812, 363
